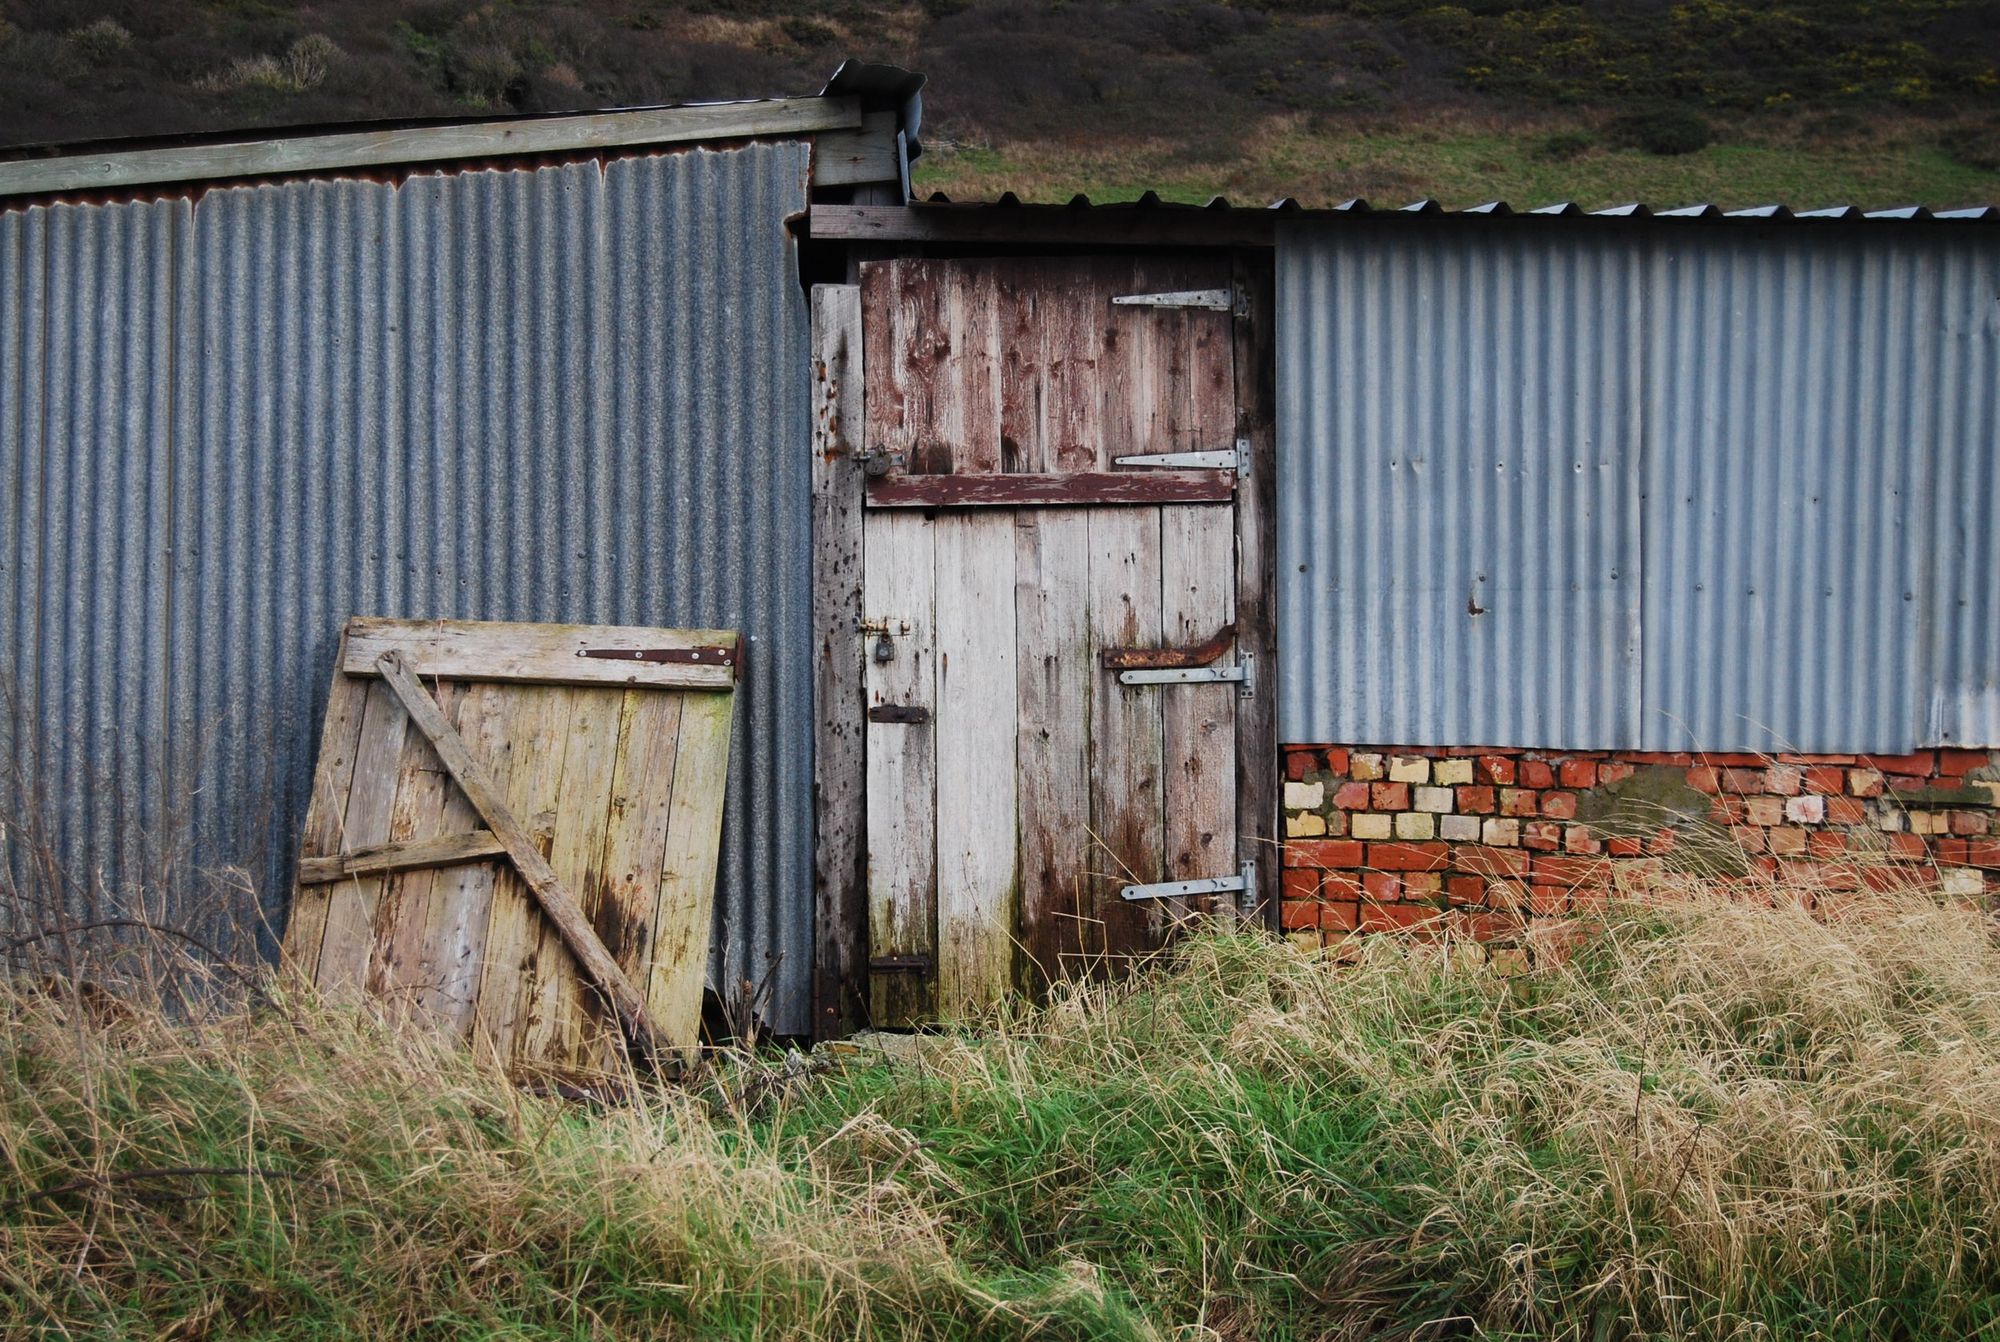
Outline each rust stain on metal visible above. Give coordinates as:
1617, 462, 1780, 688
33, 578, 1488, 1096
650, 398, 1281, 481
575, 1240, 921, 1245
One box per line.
1100, 623, 1236, 671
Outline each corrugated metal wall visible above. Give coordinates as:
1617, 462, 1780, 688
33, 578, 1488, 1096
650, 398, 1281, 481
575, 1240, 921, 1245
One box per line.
1278, 220, 2000, 754
0, 143, 818, 1032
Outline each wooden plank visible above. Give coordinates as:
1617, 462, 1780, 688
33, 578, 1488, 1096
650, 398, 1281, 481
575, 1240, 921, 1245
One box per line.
0, 97, 862, 199
298, 830, 506, 883
866, 470, 1234, 508
1043, 260, 1107, 472
364, 681, 468, 1015
596, 688, 685, 1067
1015, 509, 1095, 989
1087, 506, 1167, 968
813, 111, 901, 187
1161, 504, 1238, 922
373, 651, 667, 1062
280, 634, 368, 977
809, 204, 1281, 249
863, 508, 937, 1026
411, 682, 503, 1038
932, 522, 1019, 1017
646, 689, 735, 1059
529, 686, 631, 1067
810, 283, 868, 1039
311, 678, 410, 999
1232, 252, 1282, 925
343, 617, 738, 692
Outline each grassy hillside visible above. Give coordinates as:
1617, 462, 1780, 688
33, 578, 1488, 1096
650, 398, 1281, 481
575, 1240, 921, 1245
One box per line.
7, 888, 2000, 1338
2, 2, 1999, 208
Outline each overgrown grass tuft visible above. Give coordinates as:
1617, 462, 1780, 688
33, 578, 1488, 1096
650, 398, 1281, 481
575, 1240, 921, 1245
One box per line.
7, 887, 2000, 1339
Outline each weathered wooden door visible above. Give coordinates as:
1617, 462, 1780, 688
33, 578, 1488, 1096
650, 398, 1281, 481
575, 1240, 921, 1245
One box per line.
859, 256, 1264, 1023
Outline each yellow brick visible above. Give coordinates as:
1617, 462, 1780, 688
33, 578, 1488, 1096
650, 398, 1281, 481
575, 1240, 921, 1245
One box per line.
1350, 813, 1392, 840
1394, 811, 1436, 840
1286, 811, 1328, 837
1433, 758, 1473, 786
1350, 752, 1386, 781
1388, 755, 1430, 784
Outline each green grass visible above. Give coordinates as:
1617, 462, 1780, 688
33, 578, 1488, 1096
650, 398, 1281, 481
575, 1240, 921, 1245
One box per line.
916, 115, 2000, 210
7, 887, 2000, 1338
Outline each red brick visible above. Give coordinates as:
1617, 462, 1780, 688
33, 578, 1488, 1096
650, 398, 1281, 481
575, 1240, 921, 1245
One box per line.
1722, 767, 1766, 794
1887, 832, 1928, 858
1358, 901, 1400, 933
1804, 766, 1846, 795
1499, 788, 1539, 817
1967, 840, 2000, 868
1361, 869, 1403, 902
1404, 872, 1444, 897
1767, 826, 1807, 855
1936, 838, 1970, 863
1687, 767, 1721, 795
1523, 821, 1562, 851
1557, 759, 1597, 788
1847, 770, 1885, 798
1744, 796, 1784, 827
1379, 903, 1441, 930
1283, 868, 1321, 900
1698, 752, 1776, 767
1764, 765, 1803, 797
1456, 845, 1531, 879
1288, 839, 1364, 868
1939, 748, 1993, 776
1541, 791, 1579, 819
1476, 755, 1517, 785
1286, 752, 1311, 782
1648, 826, 1679, 855
1368, 841, 1450, 871
1280, 900, 1321, 930
1528, 886, 1570, 916
1607, 836, 1644, 857
1825, 796, 1867, 825
1951, 811, 1987, 836
1534, 854, 1611, 887
1777, 752, 1855, 765
1861, 750, 1935, 775
1324, 747, 1351, 774
1323, 872, 1365, 900
1887, 773, 1927, 791
1561, 825, 1599, 855
1732, 826, 1767, 854
1322, 901, 1359, 932
1598, 762, 1636, 785
1807, 830, 1849, 857
1519, 760, 1555, 788
1371, 782, 1410, 810
1456, 785, 1497, 815
1446, 874, 1490, 905
1862, 863, 1933, 893
1626, 751, 1696, 767
1331, 781, 1373, 810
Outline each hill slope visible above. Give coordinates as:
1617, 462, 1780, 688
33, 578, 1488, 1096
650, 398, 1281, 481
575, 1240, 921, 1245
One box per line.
3, 1, 1999, 208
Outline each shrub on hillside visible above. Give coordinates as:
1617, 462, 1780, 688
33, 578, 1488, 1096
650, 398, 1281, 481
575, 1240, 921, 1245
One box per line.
1609, 104, 1713, 155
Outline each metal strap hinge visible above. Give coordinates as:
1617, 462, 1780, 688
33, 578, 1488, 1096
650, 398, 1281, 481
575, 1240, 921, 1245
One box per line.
1117, 652, 1254, 698
1121, 859, 1256, 903
1112, 438, 1250, 479
1111, 287, 1244, 314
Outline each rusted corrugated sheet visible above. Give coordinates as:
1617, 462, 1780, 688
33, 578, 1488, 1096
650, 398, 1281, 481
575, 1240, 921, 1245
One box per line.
0, 143, 818, 1032
1278, 218, 2000, 753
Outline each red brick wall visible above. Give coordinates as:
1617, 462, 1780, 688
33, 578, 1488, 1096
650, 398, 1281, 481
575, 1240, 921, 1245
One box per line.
1280, 745, 2000, 948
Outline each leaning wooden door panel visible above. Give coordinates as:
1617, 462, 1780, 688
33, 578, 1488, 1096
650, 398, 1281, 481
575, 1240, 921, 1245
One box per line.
282, 617, 738, 1075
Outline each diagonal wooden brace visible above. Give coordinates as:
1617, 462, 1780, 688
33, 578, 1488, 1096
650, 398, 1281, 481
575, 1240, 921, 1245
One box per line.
373, 649, 666, 1063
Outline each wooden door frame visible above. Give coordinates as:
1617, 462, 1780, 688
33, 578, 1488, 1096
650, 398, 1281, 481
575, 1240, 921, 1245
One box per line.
808, 249, 1280, 1039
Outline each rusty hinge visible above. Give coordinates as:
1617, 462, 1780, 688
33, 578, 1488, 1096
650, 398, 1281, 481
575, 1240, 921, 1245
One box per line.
577, 645, 738, 673
1102, 624, 1235, 672
868, 704, 931, 724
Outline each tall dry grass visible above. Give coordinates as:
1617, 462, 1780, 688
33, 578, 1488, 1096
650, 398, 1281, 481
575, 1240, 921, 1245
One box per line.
5, 880, 2000, 1339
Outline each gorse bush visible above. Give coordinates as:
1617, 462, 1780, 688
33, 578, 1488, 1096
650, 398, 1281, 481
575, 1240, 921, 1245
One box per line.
6, 887, 2000, 1338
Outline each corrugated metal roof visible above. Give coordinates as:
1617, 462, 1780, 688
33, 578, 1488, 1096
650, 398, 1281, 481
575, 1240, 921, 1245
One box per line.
1277, 216, 2000, 754
919, 189, 2000, 223
1, 142, 822, 1032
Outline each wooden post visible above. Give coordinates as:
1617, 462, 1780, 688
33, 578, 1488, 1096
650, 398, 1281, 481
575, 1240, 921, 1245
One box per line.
1232, 252, 1282, 927
810, 284, 869, 1038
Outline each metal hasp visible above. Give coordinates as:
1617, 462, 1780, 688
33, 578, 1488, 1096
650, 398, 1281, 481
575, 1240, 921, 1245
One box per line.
1121, 859, 1257, 903
1113, 438, 1251, 479
1112, 288, 1233, 312
578, 645, 739, 673
1117, 652, 1255, 698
